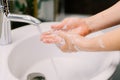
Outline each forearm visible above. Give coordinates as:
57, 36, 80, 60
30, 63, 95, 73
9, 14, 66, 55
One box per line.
79, 28, 120, 51
86, 1, 120, 32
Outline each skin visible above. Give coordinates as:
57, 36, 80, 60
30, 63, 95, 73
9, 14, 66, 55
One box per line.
41, 1, 120, 52
51, 17, 91, 36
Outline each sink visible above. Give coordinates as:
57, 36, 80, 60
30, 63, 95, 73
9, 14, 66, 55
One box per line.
0, 22, 120, 80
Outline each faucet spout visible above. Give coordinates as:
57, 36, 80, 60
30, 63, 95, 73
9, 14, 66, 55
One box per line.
0, 0, 41, 45
8, 14, 41, 25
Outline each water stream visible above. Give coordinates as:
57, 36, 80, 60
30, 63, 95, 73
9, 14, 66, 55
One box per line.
35, 24, 61, 80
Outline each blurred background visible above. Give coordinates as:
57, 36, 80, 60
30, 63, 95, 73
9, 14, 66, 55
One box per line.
9, 0, 119, 29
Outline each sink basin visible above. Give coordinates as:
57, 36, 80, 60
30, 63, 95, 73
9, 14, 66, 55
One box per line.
0, 22, 120, 80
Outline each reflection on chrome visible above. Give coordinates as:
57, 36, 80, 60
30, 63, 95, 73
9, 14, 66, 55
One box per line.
0, 0, 41, 45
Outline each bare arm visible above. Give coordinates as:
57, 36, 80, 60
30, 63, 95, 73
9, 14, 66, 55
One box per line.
86, 1, 120, 32
72, 28, 120, 51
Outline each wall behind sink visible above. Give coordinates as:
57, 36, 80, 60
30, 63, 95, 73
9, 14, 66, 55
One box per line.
64, 0, 119, 14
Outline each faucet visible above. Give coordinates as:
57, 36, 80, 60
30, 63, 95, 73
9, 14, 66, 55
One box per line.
0, 0, 41, 45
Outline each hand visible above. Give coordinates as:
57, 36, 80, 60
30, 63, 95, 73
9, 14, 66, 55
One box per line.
51, 17, 91, 36
41, 30, 85, 52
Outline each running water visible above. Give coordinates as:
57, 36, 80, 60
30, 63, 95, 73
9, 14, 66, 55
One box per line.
35, 24, 61, 80
50, 58, 62, 80
34, 24, 42, 33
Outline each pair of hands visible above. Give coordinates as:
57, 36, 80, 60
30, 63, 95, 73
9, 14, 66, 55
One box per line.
40, 17, 91, 52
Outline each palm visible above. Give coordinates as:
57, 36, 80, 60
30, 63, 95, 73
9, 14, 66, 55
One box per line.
52, 17, 90, 36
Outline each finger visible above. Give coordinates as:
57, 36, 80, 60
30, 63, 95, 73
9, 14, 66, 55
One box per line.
51, 23, 65, 30
55, 31, 71, 52
41, 34, 63, 44
67, 27, 80, 34
41, 30, 55, 41
57, 31, 83, 52
62, 17, 82, 30
41, 34, 56, 41
41, 30, 54, 35
51, 18, 70, 30
42, 38, 58, 43
40, 34, 51, 41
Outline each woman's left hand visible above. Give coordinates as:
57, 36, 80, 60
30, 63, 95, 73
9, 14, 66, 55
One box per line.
40, 30, 85, 52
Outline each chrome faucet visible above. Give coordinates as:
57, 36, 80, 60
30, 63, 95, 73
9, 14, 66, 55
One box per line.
0, 0, 41, 45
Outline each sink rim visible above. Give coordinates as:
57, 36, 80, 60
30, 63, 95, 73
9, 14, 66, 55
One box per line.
0, 22, 120, 80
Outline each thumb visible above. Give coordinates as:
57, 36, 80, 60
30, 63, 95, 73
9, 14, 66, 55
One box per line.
55, 31, 71, 52
57, 31, 79, 52
56, 31, 72, 43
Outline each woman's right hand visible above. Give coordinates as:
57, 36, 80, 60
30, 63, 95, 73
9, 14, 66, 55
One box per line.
51, 17, 91, 36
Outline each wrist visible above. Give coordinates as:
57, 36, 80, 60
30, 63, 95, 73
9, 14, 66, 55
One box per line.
72, 37, 92, 51
85, 11, 117, 32
78, 18, 92, 36
84, 16, 99, 33
77, 38, 98, 51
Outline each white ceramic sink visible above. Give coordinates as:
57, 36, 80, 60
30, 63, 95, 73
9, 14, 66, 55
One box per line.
0, 22, 120, 80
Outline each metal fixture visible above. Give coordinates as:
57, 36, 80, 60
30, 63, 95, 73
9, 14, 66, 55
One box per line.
0, 0, 41, 45
27, 73, 46, 80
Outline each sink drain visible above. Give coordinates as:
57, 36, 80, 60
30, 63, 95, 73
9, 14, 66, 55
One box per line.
27, 73, 46, 80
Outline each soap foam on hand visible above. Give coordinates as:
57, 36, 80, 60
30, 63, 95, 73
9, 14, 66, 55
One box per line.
52, 33, 66, 48
41, 30, 66, 46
